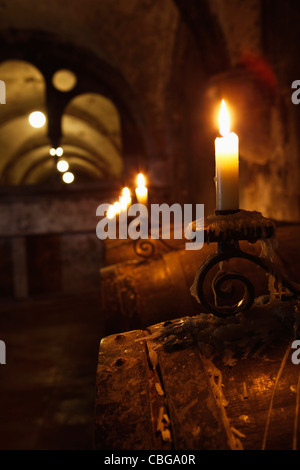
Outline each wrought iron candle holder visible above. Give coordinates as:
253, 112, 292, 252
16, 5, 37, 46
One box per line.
191, 209, 300, 318
133, 238, 181, 259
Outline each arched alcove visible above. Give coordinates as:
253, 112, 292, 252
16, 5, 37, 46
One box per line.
0, 31, 152, 188
0, 59, 51, 185
59, 92, 124, 184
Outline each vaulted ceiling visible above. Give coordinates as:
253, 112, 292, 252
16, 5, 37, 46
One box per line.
0, 0, 179, 187
0, 59, 123, 185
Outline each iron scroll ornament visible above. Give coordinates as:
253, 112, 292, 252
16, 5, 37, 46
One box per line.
191, 210, 300, 318
133, 238, 183, 259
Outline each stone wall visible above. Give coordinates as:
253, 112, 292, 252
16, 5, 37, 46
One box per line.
0, 185, 107, 299
0, 182, 172, 299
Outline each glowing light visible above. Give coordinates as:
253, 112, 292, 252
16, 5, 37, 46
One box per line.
52, 69, 77, 92
29, 111, 46, 128
62, 171, 74, 184
219, 99, 230, 137
122, 187, 131, 198
119, 196, 127, 211
113, 201, 121, 215
56, 147, 63, 157
137, 173, 146, 188
107, 205, 116, 219
135, 173, 148, 205
49, 148, 56, 156
120, 187, 131, 210
57, 160, 69, 172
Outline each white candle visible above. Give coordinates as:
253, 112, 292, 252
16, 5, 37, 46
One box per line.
215, 100, 239, 211
135, 173, 148, 205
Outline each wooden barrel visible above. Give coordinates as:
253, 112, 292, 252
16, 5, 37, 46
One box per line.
99, 241, 272, 335
95, 299, 300, 450
99, 224, 300, 336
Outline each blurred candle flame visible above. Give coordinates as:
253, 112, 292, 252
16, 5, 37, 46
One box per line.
135, 173, 148, 205
120, 187, 131, 210
113, 201, 121, 215
122, 187, 131, 198
137, 173, 146, 188
107, 205, 116, 219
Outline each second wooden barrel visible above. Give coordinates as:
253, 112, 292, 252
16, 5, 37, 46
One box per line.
95, 299, 300, 450
99, 241, 271, 335
103, 236, 185, 266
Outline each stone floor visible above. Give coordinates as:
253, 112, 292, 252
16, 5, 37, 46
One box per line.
0, 291, 104, 450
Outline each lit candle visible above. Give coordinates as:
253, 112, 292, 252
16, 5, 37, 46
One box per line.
113, 201, 121, 215
135, 173, 148, 205
122, 187, 131, 199
107, 204, 116, 219
120, 187, 132, 211
215, 100, 239, 211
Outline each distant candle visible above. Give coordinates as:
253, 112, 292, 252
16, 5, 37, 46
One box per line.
215, 100, 239, 211
122, 187, 130, 199
120, 187, 132, 210
135, 173, 148, 205
107, 205, 116, 219
113, 201, 121, 215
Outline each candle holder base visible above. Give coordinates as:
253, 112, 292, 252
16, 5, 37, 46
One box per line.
190, 210, 300, 318
214, 209, 240, 216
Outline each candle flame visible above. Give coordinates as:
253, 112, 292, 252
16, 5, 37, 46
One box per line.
120, 187, 131, 210
219, 99, 230, 136
137, 173, 146, 188
107, 205, 116, 219
122, 187, 131, 198
113, 201, 121, 214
